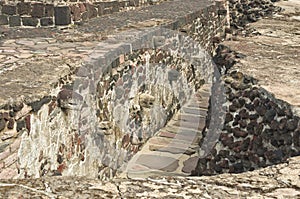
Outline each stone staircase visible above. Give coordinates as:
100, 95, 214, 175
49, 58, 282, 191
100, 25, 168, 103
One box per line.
120, 84, 211, 178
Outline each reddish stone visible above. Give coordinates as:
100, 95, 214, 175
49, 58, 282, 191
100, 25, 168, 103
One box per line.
57, 163, 66, 174
78, 3, 86, 12
85, 3, 97, 19
70, 5, 81, 21
233, 128, 248, 138
122, 134, 130, 148
2, 112, 9, 121
48, 100, 56, 115
7, 119, 14, 129
25, 115, 31, 133
158, 131, 176, 139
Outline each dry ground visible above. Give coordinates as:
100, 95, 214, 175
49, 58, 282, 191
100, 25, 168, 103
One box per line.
223, 0, 300, 115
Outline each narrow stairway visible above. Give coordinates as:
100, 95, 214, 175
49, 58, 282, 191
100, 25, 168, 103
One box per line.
120, 84, 211, 178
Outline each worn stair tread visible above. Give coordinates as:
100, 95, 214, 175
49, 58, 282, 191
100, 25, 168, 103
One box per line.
148, 137, 199, 148
157, 131, 201, 143
182, 156, 199, 174
181, 107, 208, 116
161, 125, 201, 135
134, 154, 179, 172
149, 144, 196, 155
173, 113, 206, 122
169, 119, 206, 131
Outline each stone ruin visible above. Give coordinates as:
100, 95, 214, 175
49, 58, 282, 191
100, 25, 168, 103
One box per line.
0, 0, 299, 189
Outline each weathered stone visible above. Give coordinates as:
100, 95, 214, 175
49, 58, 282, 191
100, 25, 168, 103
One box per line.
17, 2, 31, 15
22, 17, 38, 26
287, 119, 298, 131
0, 15, 8, 25
9, 16, 21, 27
168, 69, 180, 82
136, 154, 179, 172
149, 145, 195, 155
0, 119, 6, 132
29, 97, 51, 112
54, 6, 71, 25
2, 5, 16, 15
233, 128, 248, 138
7, 119, 14, 129
40, 17, 53, 26
264, 109, 277, 123
182, 156, 199, 173
16, 120, 25, 132
45, 4, 54, 17
31, 3, 45, 18
139, 93, 154, 108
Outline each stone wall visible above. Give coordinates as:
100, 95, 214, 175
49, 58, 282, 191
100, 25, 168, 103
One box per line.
0, 0, 164, 27
0, 1, 227, 179
192, 44, 300, 176
228, 0, 281, 30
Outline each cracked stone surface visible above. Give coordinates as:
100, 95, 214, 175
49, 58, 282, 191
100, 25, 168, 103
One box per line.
0, 155, 299, 198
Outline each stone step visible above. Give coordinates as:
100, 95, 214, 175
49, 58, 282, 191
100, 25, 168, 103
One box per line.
195, 90, 211, 99
182, 156, 199, 174
169, 119, 206, 131
180, 107, 208, 116
126, 163, 189, 179
172, 113, 206, 123
149, 144, 196, 155
133, 154, 179, 172
158, 131, 200, 144
186, 100, 209, 109
161, 125, 201, 136
148, 137, 199, 148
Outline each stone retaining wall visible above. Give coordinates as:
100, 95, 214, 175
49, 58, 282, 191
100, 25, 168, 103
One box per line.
192, 45, 300, 176
0, 1, 227, 179
0, 0, 163, 27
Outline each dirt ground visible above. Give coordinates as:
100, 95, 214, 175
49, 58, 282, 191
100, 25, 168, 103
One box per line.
223, 0, 300, 115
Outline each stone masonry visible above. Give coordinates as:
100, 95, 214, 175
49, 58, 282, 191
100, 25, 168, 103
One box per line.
0, 0, 227, 179
0, 0, 165, 27
0, 0, 299, 198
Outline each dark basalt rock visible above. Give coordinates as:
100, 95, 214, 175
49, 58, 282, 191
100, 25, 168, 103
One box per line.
0, 119, 6, 132
29, 96, 52, 112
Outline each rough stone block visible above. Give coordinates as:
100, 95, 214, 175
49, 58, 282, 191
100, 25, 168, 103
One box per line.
0, 15, 8, 25
2, 5, 16, 15
31, 3, 45, 18
85, 3, 98, 19
17, 2, 31, 15
9, 16, 21, 27
70, 5, 81, 21
22, 17, 38, 26
54, 6, 71, 25
97, 4, 104, 16
45, 4, 54, 17
111, 1, 120, 13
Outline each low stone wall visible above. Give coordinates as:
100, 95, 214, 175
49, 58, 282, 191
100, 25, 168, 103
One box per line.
0, 0, 164, 27
0, 0, 227, 179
